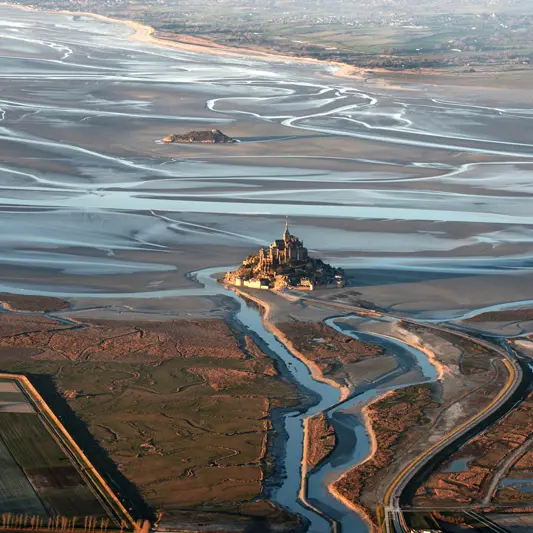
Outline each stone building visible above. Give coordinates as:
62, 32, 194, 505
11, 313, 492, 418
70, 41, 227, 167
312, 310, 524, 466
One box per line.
258, 220, 308, 271
225, 220, 345, 290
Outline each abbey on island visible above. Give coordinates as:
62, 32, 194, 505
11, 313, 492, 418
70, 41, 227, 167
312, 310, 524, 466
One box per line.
225, 221, 345, 290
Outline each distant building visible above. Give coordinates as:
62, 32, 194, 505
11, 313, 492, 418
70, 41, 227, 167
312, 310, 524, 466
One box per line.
225, 220, 345, 291
258, 220, 309, 270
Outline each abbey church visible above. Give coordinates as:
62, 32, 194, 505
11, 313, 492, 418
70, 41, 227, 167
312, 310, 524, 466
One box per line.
258, 221, 309, 271
225, 221, 345, 290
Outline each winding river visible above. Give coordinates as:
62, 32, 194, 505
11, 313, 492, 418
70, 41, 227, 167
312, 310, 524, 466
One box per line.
4, 262, 531, 532
4, 255, 532, 533
1, 7, 532, 532
182, 271, 440, 533
1, 265, 440, 532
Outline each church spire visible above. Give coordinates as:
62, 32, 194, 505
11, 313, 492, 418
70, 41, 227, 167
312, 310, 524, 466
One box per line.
283, 217, 290, 242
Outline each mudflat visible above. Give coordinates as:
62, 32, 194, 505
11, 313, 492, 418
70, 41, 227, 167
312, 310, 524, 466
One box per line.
0, 5, 533, 317
2, 4, 533, 532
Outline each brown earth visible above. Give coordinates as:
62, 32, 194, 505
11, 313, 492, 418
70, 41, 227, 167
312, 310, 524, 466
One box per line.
0, 293, 68, 313
334, 385, 438, 524
417, 390, 533, 506
0, 313, 304, 529
466, 309, 533, 322
275, 322, 383, 388
0, 316, 250, 361
187, 367, 256, 391
513, 450, 533, 471
306, 413, 336, 468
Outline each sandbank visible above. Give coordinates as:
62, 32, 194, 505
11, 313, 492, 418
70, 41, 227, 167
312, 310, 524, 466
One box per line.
233, 286, 350, 401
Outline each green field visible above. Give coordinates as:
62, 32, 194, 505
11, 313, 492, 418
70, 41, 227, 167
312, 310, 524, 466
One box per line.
0, 384, 110, 519
0, 435, 45, 515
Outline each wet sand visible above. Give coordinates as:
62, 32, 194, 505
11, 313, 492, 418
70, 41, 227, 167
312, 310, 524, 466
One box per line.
0, 5, 533, 314
2, 7, 533, 532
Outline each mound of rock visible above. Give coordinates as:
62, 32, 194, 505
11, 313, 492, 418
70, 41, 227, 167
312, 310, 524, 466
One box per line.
162, 129, 235, 143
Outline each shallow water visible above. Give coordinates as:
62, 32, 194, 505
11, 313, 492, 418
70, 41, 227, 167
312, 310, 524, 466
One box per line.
501, 476, 533, 489
196, 269, 341, 532
178, 273, 439, 533
1, 6, 533, 530
1, 5, 533, 298
306, 318, 439, 531
441, 456, 474, 473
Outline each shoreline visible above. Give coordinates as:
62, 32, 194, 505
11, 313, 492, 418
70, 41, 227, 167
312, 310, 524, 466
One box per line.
229, 285, 407, 533
1, 2, 365, 79
6, 1, 518, 85
329, 483, 378, 533
394, 324, 446, 381
230, 286, 352, 528
231, 285, 393, 533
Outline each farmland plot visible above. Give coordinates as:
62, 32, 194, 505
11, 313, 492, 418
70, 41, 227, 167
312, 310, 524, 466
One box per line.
0, 436, 46, 515
0, 379, 110, 519
0, 412, 108, 517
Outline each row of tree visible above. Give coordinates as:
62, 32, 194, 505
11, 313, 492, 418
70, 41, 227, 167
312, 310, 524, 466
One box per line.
0, 514, 115, 532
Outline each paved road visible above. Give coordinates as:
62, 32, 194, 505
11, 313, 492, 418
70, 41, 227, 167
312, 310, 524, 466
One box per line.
483, 434, 533, 505
290, 293, 525, 533
381, 328, 522, 533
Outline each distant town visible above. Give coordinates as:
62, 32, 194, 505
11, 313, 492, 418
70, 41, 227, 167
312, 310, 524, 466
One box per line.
11, 0, 533, 71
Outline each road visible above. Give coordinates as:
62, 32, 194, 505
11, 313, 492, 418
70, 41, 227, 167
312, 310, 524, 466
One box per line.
288, 292, 525, 533
483, 434, 533, 505
381, 328, 522, 532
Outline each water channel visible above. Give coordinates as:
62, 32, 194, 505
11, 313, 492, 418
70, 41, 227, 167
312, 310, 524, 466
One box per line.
190, 271, 439, 532
1, 268, 440, 533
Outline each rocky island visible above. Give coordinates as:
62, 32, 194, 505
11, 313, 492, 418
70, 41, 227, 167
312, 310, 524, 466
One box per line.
162, 129, 235, 143
225, 221, 345, 290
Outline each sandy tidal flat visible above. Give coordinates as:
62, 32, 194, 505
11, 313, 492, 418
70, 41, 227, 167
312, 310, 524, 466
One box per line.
0, 5, 533, 313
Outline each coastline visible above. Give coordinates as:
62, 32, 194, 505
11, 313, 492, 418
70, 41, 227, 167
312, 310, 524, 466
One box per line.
395, 324, 446, 381
1, 2, 365, 79
329, 484, 378, 533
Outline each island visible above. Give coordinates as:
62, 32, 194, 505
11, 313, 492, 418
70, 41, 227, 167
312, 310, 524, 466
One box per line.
162, 129, 235, 143
225, 221, 345, 290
